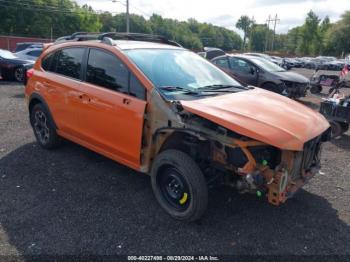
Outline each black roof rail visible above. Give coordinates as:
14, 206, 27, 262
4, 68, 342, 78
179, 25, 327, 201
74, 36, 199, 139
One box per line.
54, 32, 101, 44
98, 32, 182, 47
54, 32, 182, 47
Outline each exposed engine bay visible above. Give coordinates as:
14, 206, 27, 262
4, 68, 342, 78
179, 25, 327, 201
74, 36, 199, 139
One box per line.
142, 89, 331, 206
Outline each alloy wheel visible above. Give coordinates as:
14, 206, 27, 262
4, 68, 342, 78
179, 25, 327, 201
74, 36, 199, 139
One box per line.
33, 110, 50, 144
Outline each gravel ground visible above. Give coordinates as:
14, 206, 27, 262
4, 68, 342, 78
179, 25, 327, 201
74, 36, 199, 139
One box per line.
0, 69, 349, 259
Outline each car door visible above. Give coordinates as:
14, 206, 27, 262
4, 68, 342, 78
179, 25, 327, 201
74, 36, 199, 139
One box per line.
75, 48, 146, 169
228, 57, 258, 86
40, 47, 86, 138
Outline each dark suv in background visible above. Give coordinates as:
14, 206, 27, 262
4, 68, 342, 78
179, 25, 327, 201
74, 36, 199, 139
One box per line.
212, 54, 310, 98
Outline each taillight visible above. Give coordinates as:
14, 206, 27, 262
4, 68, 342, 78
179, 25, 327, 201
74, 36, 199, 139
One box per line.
26, 68, 34, 79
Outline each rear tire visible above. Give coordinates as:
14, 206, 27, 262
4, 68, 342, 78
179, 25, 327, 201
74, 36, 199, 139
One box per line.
30, 103, 61, 149
151, 149, 208, 221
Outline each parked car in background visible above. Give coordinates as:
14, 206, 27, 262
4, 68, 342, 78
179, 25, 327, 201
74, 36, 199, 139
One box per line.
325, 59, 350, 71
244, 52, 273, 62
282, 58, 296, 70
283, 58, 303, 70
212, 54, 310, 98
198, 47, 225, 60
0, 49, 34, 82
304, 58, 328, 70
15, 42, 43, 52
270, 56, 283, 66
15, 47, 43, 62
299, 57, 313, 68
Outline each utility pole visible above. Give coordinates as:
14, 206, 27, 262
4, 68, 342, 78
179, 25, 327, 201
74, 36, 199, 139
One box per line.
264, 15, 271, 52
271, 14, 280, 52
112, 0, 130, 32
249, 16, 255, 51
126, 0, 130, 33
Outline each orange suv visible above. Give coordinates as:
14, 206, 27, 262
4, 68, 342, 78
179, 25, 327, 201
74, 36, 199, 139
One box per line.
25, 32, 331, 221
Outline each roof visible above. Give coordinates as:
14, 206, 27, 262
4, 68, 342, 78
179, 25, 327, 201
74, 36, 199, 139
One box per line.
113, 40, 184, 50
212, 53, 258, 60
51, 39, 184, 51
53, 32, 183, 51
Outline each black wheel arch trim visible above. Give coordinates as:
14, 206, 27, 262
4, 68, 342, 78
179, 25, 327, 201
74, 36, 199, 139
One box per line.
29, 93, 58, 130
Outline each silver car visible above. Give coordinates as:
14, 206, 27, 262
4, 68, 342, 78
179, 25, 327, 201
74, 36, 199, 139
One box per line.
15, 48, 43, 62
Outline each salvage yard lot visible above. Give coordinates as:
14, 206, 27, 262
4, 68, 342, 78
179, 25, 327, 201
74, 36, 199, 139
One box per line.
0, 69, 349, 257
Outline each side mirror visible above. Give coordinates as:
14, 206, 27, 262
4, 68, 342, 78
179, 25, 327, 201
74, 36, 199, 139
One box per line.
250, 67, 255, 75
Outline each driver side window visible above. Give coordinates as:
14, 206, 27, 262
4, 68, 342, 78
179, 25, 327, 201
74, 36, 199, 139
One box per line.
230, 58, 255, 75
214, 57, 230, 69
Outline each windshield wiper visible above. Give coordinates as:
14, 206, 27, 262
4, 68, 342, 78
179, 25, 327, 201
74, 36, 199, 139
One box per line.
158, 86, 200, 95
199, 84, 248, 90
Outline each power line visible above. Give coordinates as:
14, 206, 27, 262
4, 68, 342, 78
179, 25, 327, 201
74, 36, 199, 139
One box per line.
271, 14, 280, 51
264, 14, 280, 52
264, 15, 271, 52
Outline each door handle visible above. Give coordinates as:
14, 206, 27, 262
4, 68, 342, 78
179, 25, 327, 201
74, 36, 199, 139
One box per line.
123, 98, 131, 105
78, 93, 91, 103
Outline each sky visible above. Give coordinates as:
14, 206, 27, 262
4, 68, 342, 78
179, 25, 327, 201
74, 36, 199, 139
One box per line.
75, 0, 348, 35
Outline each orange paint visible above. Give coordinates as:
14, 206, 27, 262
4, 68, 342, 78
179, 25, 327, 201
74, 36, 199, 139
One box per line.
181, 87, 330, 151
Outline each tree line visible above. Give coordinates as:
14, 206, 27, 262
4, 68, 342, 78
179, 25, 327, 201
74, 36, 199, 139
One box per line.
236, 11, 350, 57
0, 0, 349, 56
0, 0, 241, 51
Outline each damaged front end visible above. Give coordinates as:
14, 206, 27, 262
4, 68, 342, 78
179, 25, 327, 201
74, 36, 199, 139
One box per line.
224, 134, 329, 205
184, 113, 332, 206
143, 87, 331, 207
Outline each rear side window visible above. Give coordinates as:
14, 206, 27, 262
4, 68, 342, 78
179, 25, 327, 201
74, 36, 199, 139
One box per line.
55, 48, 85, 80
41, 53, 54, 71
86, 49, 129, 94
229, 57, 252, 73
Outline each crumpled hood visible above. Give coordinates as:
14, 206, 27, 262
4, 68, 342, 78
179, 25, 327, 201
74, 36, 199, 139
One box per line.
180, 88, 329, 151
273, 71, 309, 83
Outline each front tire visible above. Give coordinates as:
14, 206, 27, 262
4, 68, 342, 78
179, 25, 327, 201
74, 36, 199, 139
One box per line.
30, 103, 60, 149
151, 150, 208, 221
14, 67, 24, 82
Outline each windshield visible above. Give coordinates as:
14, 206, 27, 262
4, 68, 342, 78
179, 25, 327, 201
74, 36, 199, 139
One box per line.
125, 49, 245, 100
0, 50, 18, 59
250, 57, 285, 72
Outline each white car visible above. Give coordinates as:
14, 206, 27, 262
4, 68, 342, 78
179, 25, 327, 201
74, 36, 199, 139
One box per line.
15, 48, 42, 62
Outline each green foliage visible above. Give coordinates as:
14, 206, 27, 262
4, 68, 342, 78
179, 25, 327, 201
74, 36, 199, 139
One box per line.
2, 1, 348, 56
0, 0, 101, 38
0, 1, 242, 51
274, 10, 349, 57
297, 11, 321, 55
236, 15, 254, 50
249, 24, 269, 52
323, 11, 350, 56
